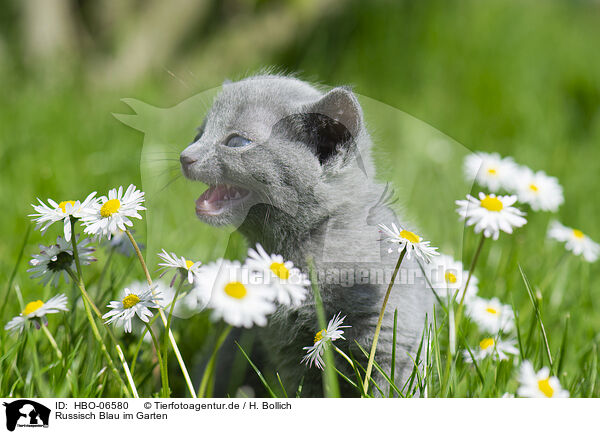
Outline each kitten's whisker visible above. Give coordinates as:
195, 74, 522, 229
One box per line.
159, 174, 182, 192
146, 158, 181, 162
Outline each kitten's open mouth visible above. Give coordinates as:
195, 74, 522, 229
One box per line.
195, 184, 251, 216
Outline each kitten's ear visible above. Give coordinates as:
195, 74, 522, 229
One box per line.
299, 87, 362, 165
309, 87, 362, 138
271, 87, 364, 165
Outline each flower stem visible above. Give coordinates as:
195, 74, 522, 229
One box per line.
41, 324, 62, 360
68, 218, 138, 397
198, 325, 232, 398
362, 249, 406, 395
66, 268, 139, 397
125, 229, 197, 398
161, 278, 185, 394
455, 233, 486, 328
83, 290, 131, 397
333, 345, 356, 371
145, 323, 169, 398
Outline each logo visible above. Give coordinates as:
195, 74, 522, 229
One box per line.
3, 400, 50, 432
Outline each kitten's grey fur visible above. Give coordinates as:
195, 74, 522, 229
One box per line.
180, 75, 433, 397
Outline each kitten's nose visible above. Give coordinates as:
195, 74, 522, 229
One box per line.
180, 153, 197, 166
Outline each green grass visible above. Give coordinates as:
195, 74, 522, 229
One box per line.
1, 0, 599, 398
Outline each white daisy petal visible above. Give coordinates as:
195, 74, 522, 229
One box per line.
29, 193, 98, 241
104, 284, 162, 333
463, 337, 519, 363
514, 167, 564, 212
378, 223, 439, 263
464, 152, 518, 192
81, 184, 145, 241
456, 193, 527, 240
302, 312, 350, 370
196, 259, 276, 328
465, 296, 515, 334
548, 221, 599, 263
517, 360, 569, 398
425, 254, 479, 300
27, 236, 95, 287
4, 294, 69, 334
157, 249, 202, 287
245, 243, 309, 307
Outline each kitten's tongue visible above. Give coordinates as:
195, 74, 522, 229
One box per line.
196, 184, 249, 215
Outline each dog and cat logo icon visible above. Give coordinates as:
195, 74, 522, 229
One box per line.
2, 400, 50, 431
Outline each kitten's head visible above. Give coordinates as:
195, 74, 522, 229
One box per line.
180, 75, 371, 236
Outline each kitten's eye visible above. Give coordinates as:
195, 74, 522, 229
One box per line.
225, 135, 252, 148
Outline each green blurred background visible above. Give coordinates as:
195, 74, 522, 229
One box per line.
2, 0, 599, 263
1, 0, 599, 396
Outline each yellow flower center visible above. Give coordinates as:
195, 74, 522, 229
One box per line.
224, 281, 247, 299
400, 229, 420, 243
122, 294, 141, 309
100, 199, 121, 217
445, 271, 457, 284
269, 262, 290, 280
537, 378, 554, 398
479, 338, 495, 350
58, 200, 76, 213
573, 229, 584, 239
22, 300, 44, 316
185, 260, 195, 270
486, 307, 498, 315
487, 168, 498, 176
314, 329, 327, 344
529, 184, 539, 193
480, 195, 504, 212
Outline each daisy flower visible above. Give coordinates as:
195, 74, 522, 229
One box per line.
517, 361, 569, 398
157, 249, 203, 286
463, 337, 519, 363
196, 260, 276, 328
103, 285, 162, 333
464, 152, 518, 192
28, 236, 95, 287
5, 294, 69, 333
455, 193, 527, 240
82, 184, 145, 240
547, 221, 599, 263
428, 254, 479, 300
514, 168, 564, 212
378, 223, 439, 262
29, 192, 98, 241
466, 296, 515, 334
245, 244, 309, 307
302, 312, 350, 370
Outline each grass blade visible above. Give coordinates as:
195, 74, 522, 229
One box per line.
0, 225, 31, 319
519, 265, 553, 367
511, 294, 525, 360
587, 344, 597, 397
555, 314, 570, 376
198, 325, 232, 398
276, 372, 288, 398
234, 341, 277, 398
389, 308, 398, 397
306, 256, 340, 398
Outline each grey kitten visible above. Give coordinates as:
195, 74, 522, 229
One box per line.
180, 74, 434, 397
